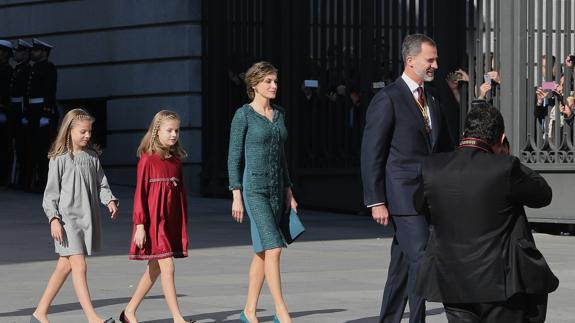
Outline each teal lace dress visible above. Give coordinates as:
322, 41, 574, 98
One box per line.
228, 104, 292, 252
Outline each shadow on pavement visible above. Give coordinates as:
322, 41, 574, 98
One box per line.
143, 308, 347, 322
0, 186, 393, 265
345, 307, 445, 323
0, 294, 171, 317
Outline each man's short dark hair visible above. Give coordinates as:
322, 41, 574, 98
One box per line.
463, 104, 505, 145
401, 34, 436, 62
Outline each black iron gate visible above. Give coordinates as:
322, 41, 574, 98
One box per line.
202, 0, 466, 211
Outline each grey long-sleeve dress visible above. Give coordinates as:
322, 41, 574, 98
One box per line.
42, 149, 117, 256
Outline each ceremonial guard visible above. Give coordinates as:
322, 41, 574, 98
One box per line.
0, 40, 13, 185
8, 39, 32, 187
26, 38, 58, 191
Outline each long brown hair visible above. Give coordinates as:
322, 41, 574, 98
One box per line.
47, 108, 100, 159
137, 110, 187, 159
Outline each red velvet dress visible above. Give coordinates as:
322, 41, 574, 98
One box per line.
129, 153, 188, 260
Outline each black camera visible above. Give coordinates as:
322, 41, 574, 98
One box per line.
555, 93, 564, 103
546, 91, 563, 106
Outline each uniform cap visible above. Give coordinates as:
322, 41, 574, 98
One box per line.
32, 38, 54, 49
14, 39, 32, 50
0, 40, 13, 50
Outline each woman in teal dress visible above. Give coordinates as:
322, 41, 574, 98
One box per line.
228, 61, 298, 323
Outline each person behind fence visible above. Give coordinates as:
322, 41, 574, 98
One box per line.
445, 68, 470, 106
121, 110, 194, 323
361, 33, 443, 323
25, 38, 58, 192
0, 40, 13, 185
476, 70, 500, 104
440, 68, 470, 150
560, 92, 575, 125
535, 74, 571, 143
228, 61, 298, 323
414, 104, 559, 323
32, 108, 119, 323
8, 39, 32, 188
540, 54, 557, 82
561, 55, 575, 125
533, 54, 565, 142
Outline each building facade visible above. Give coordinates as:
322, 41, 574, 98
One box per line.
2, 0, 573, 223
0, 0, 203, 193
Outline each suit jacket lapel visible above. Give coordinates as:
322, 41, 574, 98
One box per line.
395, 77, 432, 149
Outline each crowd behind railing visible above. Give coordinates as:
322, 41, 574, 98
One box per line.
290, 52, 575, 169
528, 54, 575, 164
290, 59, 509, 169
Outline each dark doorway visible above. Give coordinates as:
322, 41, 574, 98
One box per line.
202, 0, 467, 212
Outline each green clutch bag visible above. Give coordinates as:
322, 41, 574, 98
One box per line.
280, 208, 305, 244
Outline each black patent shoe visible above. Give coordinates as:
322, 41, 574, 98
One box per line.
119, 310, 129, 323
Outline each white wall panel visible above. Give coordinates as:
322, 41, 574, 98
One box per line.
1, 0, 203, 194
101, 129, 201, 165
107, 95, 201, 130
44, 24, 201, 66
0, 0, 200, 37
57, 59, 201, 99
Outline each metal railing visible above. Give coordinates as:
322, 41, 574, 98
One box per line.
469, 0, 575, 170
297, 0, 432, 169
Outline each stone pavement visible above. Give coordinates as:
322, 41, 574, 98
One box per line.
0, 186, 573, 323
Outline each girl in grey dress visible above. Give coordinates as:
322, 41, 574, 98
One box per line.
31, 109, 118, 323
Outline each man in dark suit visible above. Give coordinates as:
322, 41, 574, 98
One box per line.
414, 105, 558, 323
361, 34, 442, 323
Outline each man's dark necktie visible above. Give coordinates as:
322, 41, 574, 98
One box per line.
416, 86, 431, 134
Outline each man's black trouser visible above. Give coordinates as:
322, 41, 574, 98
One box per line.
444, 293, 548, 323
379, 215, 429, 323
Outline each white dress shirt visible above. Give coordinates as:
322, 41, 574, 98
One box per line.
401, 73, 432, 130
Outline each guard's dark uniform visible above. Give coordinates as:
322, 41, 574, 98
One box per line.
25, 39, 57, 191
9, 40, 32, 187
0, 61, 12, 108
0, 41, 13, 185
27, 59, 58, 126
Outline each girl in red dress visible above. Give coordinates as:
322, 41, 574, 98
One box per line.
119, 110, 194, 323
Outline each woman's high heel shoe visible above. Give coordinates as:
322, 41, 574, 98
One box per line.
273, 315, 280, 323
119, 310, 130, 323
239, 311, 249, 323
